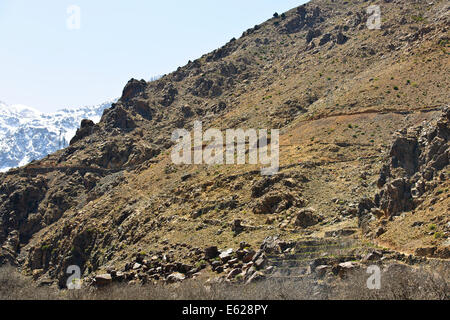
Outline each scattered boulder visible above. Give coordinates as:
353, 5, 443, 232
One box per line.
204, 246, 219, 259
231, 219, 244, 234
363, 250, 383, 262
166, 272, 185, 283
94, 274, 112, 287
324, 228, 357, 238
253, 192, 298, 214
260, 236, 282, 254
319, 33, 332, 46
309, 258, 331, 273
219, 248, 233, 263
435, 246, 450, 259
254, 255, 267, 270
227, 268, 242, 280
414, 247, 436, 257
132, 263, 142, 270
245, 271, 265, 284
306, 29, 322, 43
181, 173, 192, 182
180, 105, 194, 118
335, 31, 349, 44
315, 265, 331, 278
242, 250, 256, 263
376, 226, 386, 237
295, 208, 323, 228
333, 262, 360, 278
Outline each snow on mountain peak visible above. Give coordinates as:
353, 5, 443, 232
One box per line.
0, 99, 116, 172
9, 104, 42, 118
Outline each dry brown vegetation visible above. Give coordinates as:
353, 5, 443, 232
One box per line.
0, 0, 448, 293
1, 264, 448, 300
0, 265, 59, 300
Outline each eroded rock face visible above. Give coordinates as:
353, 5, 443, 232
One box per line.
121, 79, 147, 102
205, 37, 239, 63
282, 5, 324, 34
102, 105, 136, 131
358, 107, 449, 224
389, 134, 419, 175
70, 119, 96, 145
0, 176, 48, 250
0, 0, 448, 288
0, 166, 118, 275
190, 77, 224, 98
160, 84, 178, 107
378, 178, 414, 216
131, 99, 154, 121
359, 108, 449, 219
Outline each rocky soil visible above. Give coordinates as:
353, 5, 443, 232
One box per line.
0, 0, 449, 290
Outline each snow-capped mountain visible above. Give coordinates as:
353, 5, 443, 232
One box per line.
0, 99, 116, 172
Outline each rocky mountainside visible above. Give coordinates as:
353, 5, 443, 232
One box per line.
0, 0, 448, 288
0, 100, 115, 172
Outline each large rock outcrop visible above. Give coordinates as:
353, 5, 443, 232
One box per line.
358, 107, 449, 222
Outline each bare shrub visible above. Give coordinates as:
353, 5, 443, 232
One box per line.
64, 278, 323, 300
1, 263, 449, 300
0, 265, 59, 300
332, 263, 449, 300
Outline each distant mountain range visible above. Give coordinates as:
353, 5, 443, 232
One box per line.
0, 0, 448, 296
0, 99, 115, 172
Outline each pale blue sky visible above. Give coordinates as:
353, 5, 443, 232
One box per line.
0, 0, 306, 112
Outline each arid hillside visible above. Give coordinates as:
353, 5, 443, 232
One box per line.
0, 0, 449, 289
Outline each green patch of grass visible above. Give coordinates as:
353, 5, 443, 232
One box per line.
411, 15, 425, 23
438, 39, 448, 47
434, 232, 444, 239
195, 260, 207, 269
